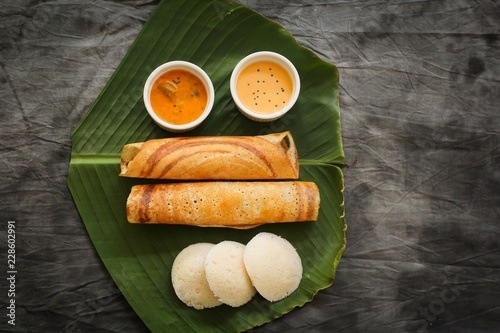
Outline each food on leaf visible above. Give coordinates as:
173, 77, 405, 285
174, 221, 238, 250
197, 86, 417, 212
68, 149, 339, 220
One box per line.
204, 241, 256, 307
119, 131, 299, 180
126, 181, 320, 229
171, 243, 222, 309
244, 232, 303, 302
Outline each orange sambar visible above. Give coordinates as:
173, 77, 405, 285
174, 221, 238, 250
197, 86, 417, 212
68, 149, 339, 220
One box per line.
150, 69, 208, 125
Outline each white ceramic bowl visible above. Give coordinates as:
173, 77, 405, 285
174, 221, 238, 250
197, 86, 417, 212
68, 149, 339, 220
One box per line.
143, 61, 214, 132
230, 51, 300, 122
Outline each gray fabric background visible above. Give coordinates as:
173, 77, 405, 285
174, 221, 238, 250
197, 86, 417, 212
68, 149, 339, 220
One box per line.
1, 0, 499, 332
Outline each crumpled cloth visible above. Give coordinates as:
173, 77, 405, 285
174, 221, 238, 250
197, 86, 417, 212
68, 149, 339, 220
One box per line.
1, 0, 498, 332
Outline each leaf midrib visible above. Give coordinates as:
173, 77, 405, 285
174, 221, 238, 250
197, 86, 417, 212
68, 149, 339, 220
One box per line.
70, 154, 121, 165
70, 154, 343, 168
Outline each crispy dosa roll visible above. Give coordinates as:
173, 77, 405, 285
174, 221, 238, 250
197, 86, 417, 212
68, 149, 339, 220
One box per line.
126, 181, 320, 229
119, 131, 298, 180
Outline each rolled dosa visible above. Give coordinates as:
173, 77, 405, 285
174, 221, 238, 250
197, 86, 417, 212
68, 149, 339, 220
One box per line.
119, 131, 298, 180
126, 181, 320, 229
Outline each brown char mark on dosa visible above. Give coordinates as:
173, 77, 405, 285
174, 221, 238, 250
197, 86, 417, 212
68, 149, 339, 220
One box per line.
145, 138, 277, 178
158, 150, 228, 179
142, 139, 185, 177
295, 182, 318, 221
305, 183, 319, 220
294, 182, 304, 221
138, 184, 154, 223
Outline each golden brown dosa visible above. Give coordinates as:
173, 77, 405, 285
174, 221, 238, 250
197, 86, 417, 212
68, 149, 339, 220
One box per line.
119, 131, 298, 180
126, 181, 320, 229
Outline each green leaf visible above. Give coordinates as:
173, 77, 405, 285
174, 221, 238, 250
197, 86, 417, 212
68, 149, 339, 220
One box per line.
68, 0, 346, 332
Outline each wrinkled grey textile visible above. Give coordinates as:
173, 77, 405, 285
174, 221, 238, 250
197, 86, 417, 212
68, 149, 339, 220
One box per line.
1, 0, 499, 332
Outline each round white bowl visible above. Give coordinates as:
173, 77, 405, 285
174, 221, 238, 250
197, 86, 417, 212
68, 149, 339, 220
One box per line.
143, 61, 214, 132
230, 51, 300, 122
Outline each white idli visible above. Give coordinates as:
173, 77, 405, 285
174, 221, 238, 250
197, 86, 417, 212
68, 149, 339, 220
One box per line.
204, 241, 256, 307
243, 232, 302, 302
171, 243, 222, 310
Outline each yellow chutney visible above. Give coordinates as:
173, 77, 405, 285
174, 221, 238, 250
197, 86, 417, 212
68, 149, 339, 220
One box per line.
236, 61, 293, 114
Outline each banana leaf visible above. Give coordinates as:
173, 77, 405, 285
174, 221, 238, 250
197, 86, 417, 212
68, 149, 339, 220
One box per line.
67, 0, 346, 332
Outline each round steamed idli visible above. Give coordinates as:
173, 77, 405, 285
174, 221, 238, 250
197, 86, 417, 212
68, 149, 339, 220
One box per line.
171, 243, 222, 310
243, 232, 302, 302
204, 241, 256, 307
